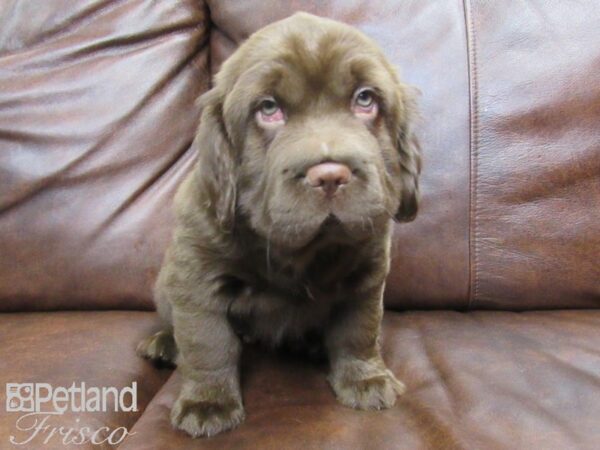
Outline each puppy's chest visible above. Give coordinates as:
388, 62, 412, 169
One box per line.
225, 244, 373, 348
256, 243, 368, 298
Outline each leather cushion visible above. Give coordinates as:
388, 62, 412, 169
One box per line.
2, 0, 598, 312
0, 311, 171, 449
119, 310, 600, 450
463, 1, 600, 309
0, 0, 209, 311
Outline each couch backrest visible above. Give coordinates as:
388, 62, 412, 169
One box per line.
1, 0, 598, 312
0, 0, 209, 311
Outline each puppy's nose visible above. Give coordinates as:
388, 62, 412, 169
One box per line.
306, 162, 351, 197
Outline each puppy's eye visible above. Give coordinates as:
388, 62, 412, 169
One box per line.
356, 90, 374, 108
256, 96, 285, 128
352, 88, 378, 119
260, 99, 280, 116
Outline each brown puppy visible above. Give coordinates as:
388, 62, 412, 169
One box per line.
137, 12, 421, 437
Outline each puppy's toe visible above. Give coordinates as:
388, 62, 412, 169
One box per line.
330, 370, 405, 410
136, 330, 178, 368
170, 397, 245, 438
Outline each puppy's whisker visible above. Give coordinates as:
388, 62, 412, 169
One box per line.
367, 217, 375, 235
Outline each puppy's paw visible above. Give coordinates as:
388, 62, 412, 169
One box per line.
170, 395, 245, 438
329, 368, 405, 410
136, 330, 178, 368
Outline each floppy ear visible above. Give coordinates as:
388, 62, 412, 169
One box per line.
393, 85, 422, 222
195, 88, 238, 231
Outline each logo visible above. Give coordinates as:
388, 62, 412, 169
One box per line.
6, 383, 35, 412
5, 382, 138, 447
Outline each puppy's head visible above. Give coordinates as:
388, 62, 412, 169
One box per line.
196, 13, 421, 249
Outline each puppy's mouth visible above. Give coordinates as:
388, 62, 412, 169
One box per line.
264, 211, 360, 250
306, 212, 378, 245
263, 170, 387, 248
320, 213, 342, 230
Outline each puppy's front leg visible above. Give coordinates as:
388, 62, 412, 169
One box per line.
170, 305, 244, 437
326, 284, 405, 410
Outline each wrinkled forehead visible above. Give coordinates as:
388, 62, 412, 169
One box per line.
227, 24, 397, 109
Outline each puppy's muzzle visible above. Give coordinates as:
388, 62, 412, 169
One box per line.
306, 162, 352, 197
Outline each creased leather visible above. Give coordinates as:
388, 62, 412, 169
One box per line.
119, 310, 600, 450
465, 0, 600, 309
0, 0, 209, 311
0, 311, 171, 449
3, 1, 596, 312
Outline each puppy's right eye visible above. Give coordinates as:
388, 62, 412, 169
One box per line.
256, 97, 285, 128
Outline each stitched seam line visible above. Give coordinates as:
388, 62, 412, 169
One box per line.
463, 0, 479, 310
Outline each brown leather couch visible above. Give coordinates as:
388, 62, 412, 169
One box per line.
1, 1, 599, 449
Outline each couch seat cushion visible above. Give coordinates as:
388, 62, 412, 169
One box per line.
120, 310, 600, 450
0, 311, 171, 449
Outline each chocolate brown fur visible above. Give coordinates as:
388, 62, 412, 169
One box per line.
137, 12, 421, 437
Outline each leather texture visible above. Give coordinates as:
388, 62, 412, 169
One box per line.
119, 311, 600, 450
2, 1, 598, 312
464, 1, 600, 309
0, 311, 171, 448
0, 0, 208, 311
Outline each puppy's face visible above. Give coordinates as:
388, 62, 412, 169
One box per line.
198, 13, 420, 250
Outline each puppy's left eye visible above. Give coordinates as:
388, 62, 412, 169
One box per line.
356, 90, 374, 108
352, 88, 378, 118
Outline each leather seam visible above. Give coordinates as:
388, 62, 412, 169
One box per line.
463, 0, 479, 310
